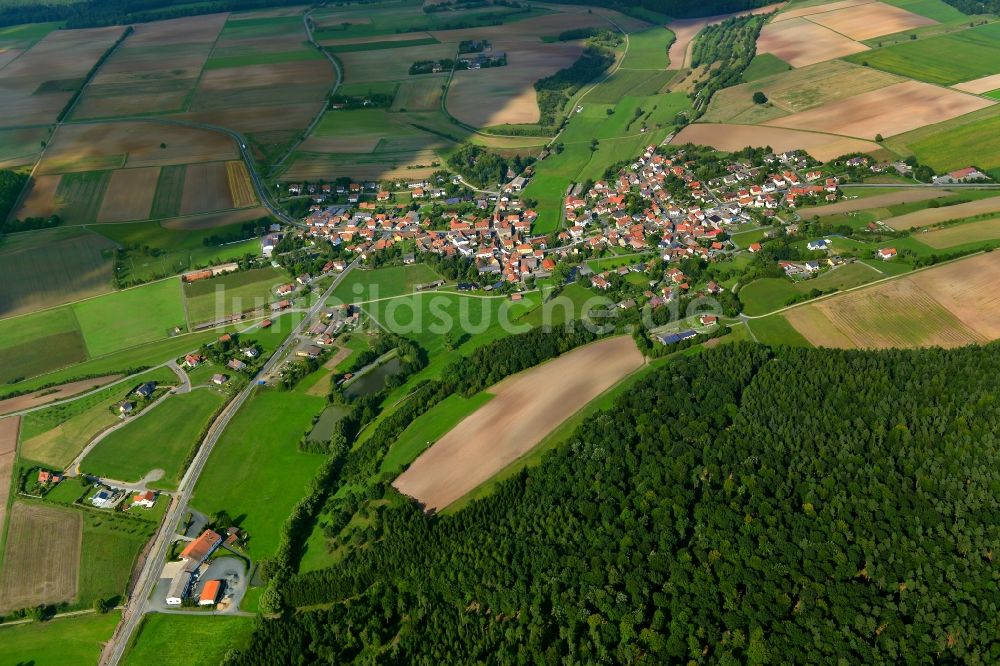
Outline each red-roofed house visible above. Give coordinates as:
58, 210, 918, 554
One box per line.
199, 580, 222, 606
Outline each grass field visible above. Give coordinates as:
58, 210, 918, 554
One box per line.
331, 264, 444, 303
917, 217, 1000, 248
741, 53, 791, 82
72, 278, 187, 357
81, 389, 227, 489
77, 510, 157, 606
881, 0, 969, 22
192, 390, 327, 560
124, 614, 255, 666
739, 262, 885, 316
184, 266, 286, 323
746, 313, 813, 347
892, 107, 1000, 177
0, 610, 121, 666
19, 367, 176, 468
844, 23, 1000, 86
0, 306, 88, 385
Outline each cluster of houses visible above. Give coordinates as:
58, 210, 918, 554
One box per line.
166, 529, 223, 606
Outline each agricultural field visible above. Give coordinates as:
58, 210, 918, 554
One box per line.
0, 610, 121, 666
844, 23, 1000, 86
393, 336, 645, 511
226, 160, 257, 208
666, 4, 783, 70
757, 16, 869, 67
71, 278, 187, 357
192, 390, 328, 560
669, 123, 879, 162
0, 126, 50, 169
784, 253, 1000, 347
97, 167, 160, 223
739, 262, 884, 316
741, 53, 791, 82
0, 375, 121, 417
179, 162, 234, 215
149, 164, 186, 219
81, 389, 227, 489
954, 73, 1000, 95
77, 509, 160, 607
184, 266, 287, 324
0, 306, 88, 385
0, 25, 125, 128
124, 615, 255, 666
331, 263, 444, 303
0, 502, 82, 612
763, 80, 993, 140
0, 416, 17, 554
804, 188, 950, 216
884, 195, 1000, 230
0, 226, 116, 318
52, 171, 113, 225
888, 106, 1000, 177
917, 217, 1000, 248
746, 313, 814, 347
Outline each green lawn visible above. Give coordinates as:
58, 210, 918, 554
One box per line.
72, 278, 187, 357
78, 510, 159, 606
124, 614, 255, 666
518, 283, 604, 328
741, 53, 791, 82
746, 313, 813, 347
331, 263, 444, 303
0, 611, 121, 666
739, 262, 883, 316
184, 267, 287, 323
844, 23, 1000, 86
192, 390, 327, 560
81, 389, 228, 489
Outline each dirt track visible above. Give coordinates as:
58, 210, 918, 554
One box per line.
393, 336, 645, 511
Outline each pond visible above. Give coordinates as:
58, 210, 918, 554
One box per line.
307, 404, 350, 442
343, 355, 403, 399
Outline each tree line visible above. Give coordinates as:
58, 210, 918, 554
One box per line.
229, 341, 1000, 664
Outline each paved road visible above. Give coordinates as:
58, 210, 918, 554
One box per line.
100, 261, 357, 666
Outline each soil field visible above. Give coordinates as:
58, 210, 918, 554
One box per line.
0, 226, 116, 318
393, 336, 645, 511
917, 217, 1000, 248
159, 206, 268, 230
0, 26, 124, 128
0, 376, 121, 417
447, 41, 583, 126
97, 167, 161, 223
0, 417, 18, 558
765, 80, 994, 140
150, 164, 186, 219
283, 151, 441, 182
126, 13, 229, 47
786, 253, 1000, 347
225, 161, 257, 208
38, 123, 236, 174
180, 162, 233, 215
391, 79, 442, 112
670, 124, 880, 161
885, 195, 1000, 229
53, 171, 112, 224
0, 502, 82, 612
174, 103, 319, 135
667, 3, 786, 69
804, 188, 951, 216
804, 1, 936, 40
15, 173, 61, 219
954, 74, 1000, 95
757, 17, 868, 67
774, 0, 876, 21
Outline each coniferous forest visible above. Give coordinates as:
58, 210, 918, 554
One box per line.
227, 343, 1000, 664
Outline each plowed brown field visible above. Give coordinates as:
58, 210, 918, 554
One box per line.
0, 502, 82, 612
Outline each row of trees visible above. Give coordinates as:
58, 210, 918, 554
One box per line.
689, 14, 768, 119
229, 341, 1000, 663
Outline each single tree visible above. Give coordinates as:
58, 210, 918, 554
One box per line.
752, 91, 768, 105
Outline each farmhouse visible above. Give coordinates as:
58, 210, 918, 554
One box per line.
878, 247, 898, 260
184, 353, 204, 368
933, 167, 990, 184
134, 382, 157, 399
167, 529, 223, 606
131, 490, 156, 509
199, 580, 222, 606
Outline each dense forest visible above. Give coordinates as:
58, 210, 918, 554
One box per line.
446, 144, 533, 188
938, 0, 997, 13
0, 169, 27, 224
534, 43, 616, 126
550, 0, 776, 19
229, 342, 1000, 664
689, 14, 768, 118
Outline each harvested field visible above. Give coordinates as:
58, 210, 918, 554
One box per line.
339, 43, 457, 83
954, 73, 1000, 95
670, 124, 880, 161
392, 336, 645, 511
806, 188, 953, 216
97, 167, 160, 223
447, 41, 583, 126
149, 164, 185, 219
0, 417, 17, 557
159, 207, 268, 230
226, 161, 257, 208
38, 123, 236, 173
0, 503, 82, 612
667, 3, 786, 69
757, 17, 868, 68
15, 174, 61, 219
284, 151, 441, 181
125, 14, 228, 47
918, 217, 1000, 248
0, 227, 116, 318
804, 1, 935, 40
53, 171, 111, 224
391, 79, 442, 112
173, 103, 319, 135
703, 60, 902, 123
786, 253, 1000, 348
196, 61, 329, 93
884, 195, 1000, 229
765, 80, 994, 139
774, 0, 875, 21
299, 135, 382, 153
0, 376, 121, 417
180, 162, 232, 215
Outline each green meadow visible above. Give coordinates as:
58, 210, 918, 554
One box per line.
0, 611, 121, 666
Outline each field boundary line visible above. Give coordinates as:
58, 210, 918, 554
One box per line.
182, 12, 230, 113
